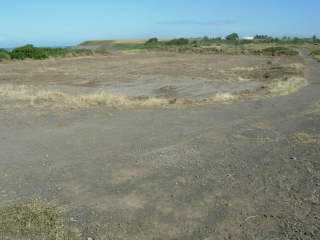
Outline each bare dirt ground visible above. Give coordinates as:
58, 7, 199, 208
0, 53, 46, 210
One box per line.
0, 51, 319, 239
0, 52, 305, 107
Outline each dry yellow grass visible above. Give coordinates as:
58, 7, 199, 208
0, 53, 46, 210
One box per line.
112, 39, 145, 44
0, 85, 169, 108
208, 93, 238, 102
0, 199, 79, 240
268, 77, 308, 96
0, 85, 242, 109
0, 75, 308, 109
255, 120, 273, 129
79, 39, 145, 47
291, 132, 319, 144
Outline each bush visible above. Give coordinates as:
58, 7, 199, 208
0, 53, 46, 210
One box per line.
226, 33, 239, 41
145, 38, 158, 45
202, 36, 210, 42
165, 38, 189, 46
0, 49, 11, 61
9, 45, 93, 60
254, 35, 270, 40
10, 45, 48, 60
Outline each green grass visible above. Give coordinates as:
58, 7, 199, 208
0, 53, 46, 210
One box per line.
0, 49, 11, 61
0, 200, 79, 240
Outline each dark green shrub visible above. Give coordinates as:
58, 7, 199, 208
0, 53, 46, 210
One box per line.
202, 36, 210, 42
145, 38, 158, 45
9, 45, 93, 60
312, 35, 319, 43
165, 38, 189, 46
10, 45, 48, 60
254, 35, 270, 40
226, 33, 239, 41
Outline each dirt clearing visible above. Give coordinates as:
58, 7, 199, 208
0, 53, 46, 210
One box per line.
0, 52, 306, 109
0, 51, 319, 240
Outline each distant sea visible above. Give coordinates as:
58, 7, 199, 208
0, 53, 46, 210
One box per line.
3, 46, 72, 51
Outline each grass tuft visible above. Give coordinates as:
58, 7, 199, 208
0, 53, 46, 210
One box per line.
0, 85, 170, 108
0, 199, 79, 240
0, 84, 243, 109
208, 93, 238, 102
268, 77, 307, 96
291, 132, 318, 144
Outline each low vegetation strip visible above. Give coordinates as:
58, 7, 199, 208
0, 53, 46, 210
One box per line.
0, 45, 93, 61
0, 84, 241, 108
0, 76, 308, 109
0, 85, 170, 108
142, 37, 300, 56
79, 37, 302, 56
268, 77, 308, 96
2, 34, 317, 62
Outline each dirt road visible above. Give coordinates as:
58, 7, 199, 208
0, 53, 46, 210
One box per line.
0, 52, 319, 239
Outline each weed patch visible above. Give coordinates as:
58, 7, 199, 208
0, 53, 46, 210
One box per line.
291, 132, 318, 144
268, 77, 307, 96
0, 199, 79, 240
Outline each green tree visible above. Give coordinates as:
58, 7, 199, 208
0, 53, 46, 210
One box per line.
202, 36, 210, 42
226, 33, 239, 41
145, 38, 158, 45
165, 38, 189, 46
313, 35, 318, 43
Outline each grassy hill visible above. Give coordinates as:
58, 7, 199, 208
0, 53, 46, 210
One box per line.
78, 39, 146, 52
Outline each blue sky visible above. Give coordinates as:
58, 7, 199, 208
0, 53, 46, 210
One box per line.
0, 0, 319, 47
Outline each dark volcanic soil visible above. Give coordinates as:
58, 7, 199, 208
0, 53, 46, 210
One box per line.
0, 51, 319, 240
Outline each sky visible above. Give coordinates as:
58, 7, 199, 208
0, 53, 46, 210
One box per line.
0, 0, 319, 48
